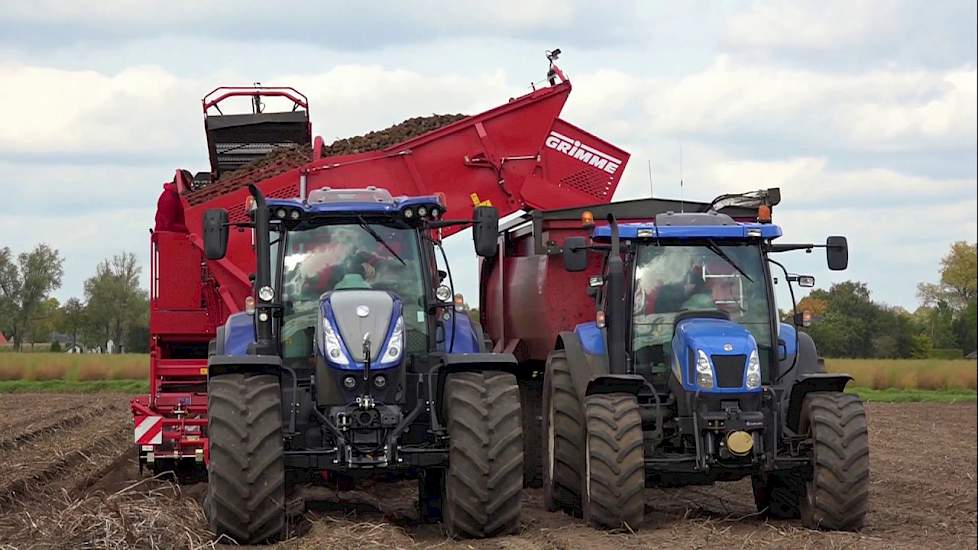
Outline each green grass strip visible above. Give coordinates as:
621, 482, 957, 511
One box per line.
0, 379, 149, 394
846, 386, 977, 403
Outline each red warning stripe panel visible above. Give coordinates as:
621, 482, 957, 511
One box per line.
134, 415, 164, 445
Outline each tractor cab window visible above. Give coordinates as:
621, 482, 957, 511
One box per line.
279, 222, 427, 362
631, 243, 772, 372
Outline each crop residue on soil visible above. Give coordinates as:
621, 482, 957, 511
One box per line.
0, 396, 974, 549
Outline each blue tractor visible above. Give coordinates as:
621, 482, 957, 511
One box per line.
542, 189, 869, 531
202, 186, 522, 543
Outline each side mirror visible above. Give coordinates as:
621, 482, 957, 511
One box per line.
826, 236, 848, 271
793, 310, 812, 327
203, 209, 229, 260
563, 236, 588, 272
472, 206, 499, 257
796, 275, 815, 288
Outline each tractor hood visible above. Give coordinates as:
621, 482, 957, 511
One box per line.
672, 316, 760, 393
317, 290, 404, 370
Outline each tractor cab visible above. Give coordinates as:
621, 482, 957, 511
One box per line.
595, 212, 784, 393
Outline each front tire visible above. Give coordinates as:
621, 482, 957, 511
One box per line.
800, 391, 870, 531
582, 393, 645, 530
542, 351, 585, 515
205, 373, 286, 544
443, 371, 523, 538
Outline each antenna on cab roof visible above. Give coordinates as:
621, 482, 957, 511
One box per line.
647, 159, 654, 198
679, 143, 685, 213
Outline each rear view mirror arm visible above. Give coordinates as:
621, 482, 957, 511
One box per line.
768, 243, 817, 253
425, 219, 471, 230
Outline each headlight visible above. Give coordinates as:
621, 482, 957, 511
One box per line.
289, 209, 301, 220
435, 284, 453, 302
275, 208, 287, 219
695, 349, 714, 388
321, 315, 349, 365
417, 206, 428, 217
342, 376, 358, 389
380, 316, 404, 364
746, 349, 761, 389
403, 208, 414, 219
258, 286, 274, 302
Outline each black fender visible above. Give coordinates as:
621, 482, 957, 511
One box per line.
554, 331, 635, 400
555, 331, 600, 400
585, 374, 646, 396
207, 354, 283, 378
433, 352, 519, 423
778, 330, 829, 424
785, 373, 853, 432
779, 330, 825, 383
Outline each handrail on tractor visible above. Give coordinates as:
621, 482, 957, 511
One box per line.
202, 86, 309, 115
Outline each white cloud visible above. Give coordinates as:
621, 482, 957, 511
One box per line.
724, 0, 902, 51
567, 59, 977, 153
707, 157, 974, 206
0, 63, 200, 157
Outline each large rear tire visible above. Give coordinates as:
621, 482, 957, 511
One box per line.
205, 373, 286, 544
443, 371, 523, 538
800, 391, 870, 531
520, 379, 543, 488
582, 393, 645, 530
542, 351, 585, 515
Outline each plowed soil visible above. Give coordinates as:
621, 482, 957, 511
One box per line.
0, 396, 974, 549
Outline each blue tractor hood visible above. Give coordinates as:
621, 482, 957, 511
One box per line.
673, 315, 760, 393
317, 289, 405, 371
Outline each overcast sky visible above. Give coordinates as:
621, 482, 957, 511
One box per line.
1, 0, 975, 311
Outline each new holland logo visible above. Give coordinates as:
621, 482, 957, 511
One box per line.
545, 131, 622, 175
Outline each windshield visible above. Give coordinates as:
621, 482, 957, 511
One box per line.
631, 243, 772, 367
279, 222, 427, 362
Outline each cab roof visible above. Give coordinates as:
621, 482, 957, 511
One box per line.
266, 187, 445, 216
592, 211, 783, 240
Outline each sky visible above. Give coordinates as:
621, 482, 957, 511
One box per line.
0, 0, 975, 312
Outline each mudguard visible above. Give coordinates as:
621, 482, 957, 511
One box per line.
785, 373, 853, 432
554, 330, 619, 400
207, 354, 283, 378
222, 312, 255, 356
443, 311, 482, 353
585, 374, 646, 396
433, 352, 519, 422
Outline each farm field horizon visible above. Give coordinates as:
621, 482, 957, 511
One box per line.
2, 354, 974, 402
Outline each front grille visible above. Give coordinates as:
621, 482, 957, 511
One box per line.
712, 354, 747, 388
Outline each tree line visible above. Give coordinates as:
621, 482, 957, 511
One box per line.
0, 246, 148, 353
798, 241, 977, 358
1, 240, 975, 358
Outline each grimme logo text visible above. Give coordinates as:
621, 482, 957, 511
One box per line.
545, 131, 622, 174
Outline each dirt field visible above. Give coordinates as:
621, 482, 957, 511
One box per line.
0, 396, 974, 549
